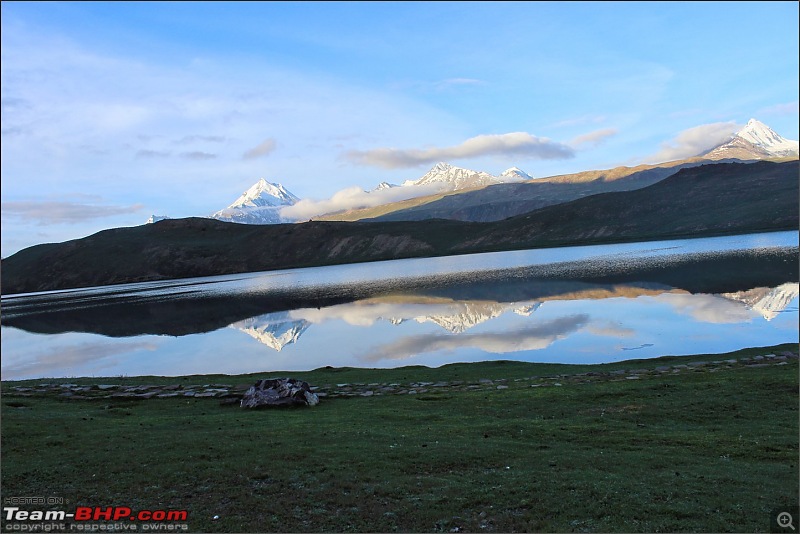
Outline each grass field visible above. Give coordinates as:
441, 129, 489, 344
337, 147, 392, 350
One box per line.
1, 344, 797, 533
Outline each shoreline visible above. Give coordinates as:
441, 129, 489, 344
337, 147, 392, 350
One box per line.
4, 343, 797, 393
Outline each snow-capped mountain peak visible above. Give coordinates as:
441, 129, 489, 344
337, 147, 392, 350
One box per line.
401, 162, 531, 192
210, 178, 300, 224
721, 283, 800, 321
500, 167, 534, 181
373, 181, 398, 191
230, 313, 311, 351
736, 119, 799, 155
233, 178, 299, 209
145, 214, 171, 224
702, 119, 799, 160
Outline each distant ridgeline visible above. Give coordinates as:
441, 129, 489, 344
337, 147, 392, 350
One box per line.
1, 160, 798, 295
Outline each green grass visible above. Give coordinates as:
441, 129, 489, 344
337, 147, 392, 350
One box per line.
1, 345, 798, 533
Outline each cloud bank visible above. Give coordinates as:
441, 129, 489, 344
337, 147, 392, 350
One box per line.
1, 201, 145, 225
345, 132, 575, 169
280, 182, 442, 220
242, 138, 277, 160
570, 128, 618, 148
647, 121, 739, 163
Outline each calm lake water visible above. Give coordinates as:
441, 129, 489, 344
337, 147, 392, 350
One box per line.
2, 231, 798, 381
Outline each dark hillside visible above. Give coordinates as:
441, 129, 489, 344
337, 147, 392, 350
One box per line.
460, 160, 799, 251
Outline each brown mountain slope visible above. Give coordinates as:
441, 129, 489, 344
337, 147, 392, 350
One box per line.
318, 157, 724, 223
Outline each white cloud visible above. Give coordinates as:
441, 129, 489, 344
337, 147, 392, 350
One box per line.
570, 128, 618, 149
760, 101, 799, 117
279, 182, 442, 220
646, 121, 739, 163
173, 135, 227, 145
1, 339, 159, 381
242, 138, 277, 160
552, 115, 607, 128
1, 201, 145, 224
180, 151, 217, 160
135, 149, 171, 159
657, 293, 755, 324
344, 132, 575, 169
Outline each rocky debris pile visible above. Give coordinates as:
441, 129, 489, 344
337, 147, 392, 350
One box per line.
240, 378, 319, 408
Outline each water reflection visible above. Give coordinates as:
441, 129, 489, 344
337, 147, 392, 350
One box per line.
1, 232, 798, 380
360, 314, 592, 363
224, 283, 799, 359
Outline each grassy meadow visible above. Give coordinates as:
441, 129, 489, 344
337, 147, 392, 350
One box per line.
1, 344, 797, 533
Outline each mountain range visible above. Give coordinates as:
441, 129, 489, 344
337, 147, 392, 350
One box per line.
3, 159, 797, 295
150, 118, 795, 227
401, 162, 532, 190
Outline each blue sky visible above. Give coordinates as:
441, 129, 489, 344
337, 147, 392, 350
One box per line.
2, 1, 798, 257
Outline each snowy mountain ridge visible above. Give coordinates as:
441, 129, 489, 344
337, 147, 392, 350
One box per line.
702, 119, 799, 160
721, 283, 800, 321
401, 162, 534, 191
210, 178, 300, 224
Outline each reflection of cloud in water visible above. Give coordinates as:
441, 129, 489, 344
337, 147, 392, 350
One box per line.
361, 314, 589, 363
587, 321, 636, 338
657, 293, 756, 324
1, 340, 159, 380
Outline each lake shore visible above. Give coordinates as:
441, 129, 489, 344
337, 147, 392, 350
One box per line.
2, 344, 797, 532
3, 343, 798, 398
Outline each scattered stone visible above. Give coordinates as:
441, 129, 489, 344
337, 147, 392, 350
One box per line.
240, 378, 319, 409
496, 385, 509, 390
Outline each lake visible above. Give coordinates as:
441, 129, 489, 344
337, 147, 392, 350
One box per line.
1, 231, 798, 381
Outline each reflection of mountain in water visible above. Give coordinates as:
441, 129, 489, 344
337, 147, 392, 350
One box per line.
230, 313, 311, 351
229, 282, 800, 352
514, 303, 543, 317
406, 301, 546, 333
406, 302, 510, 334
721, 283, 800, 321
